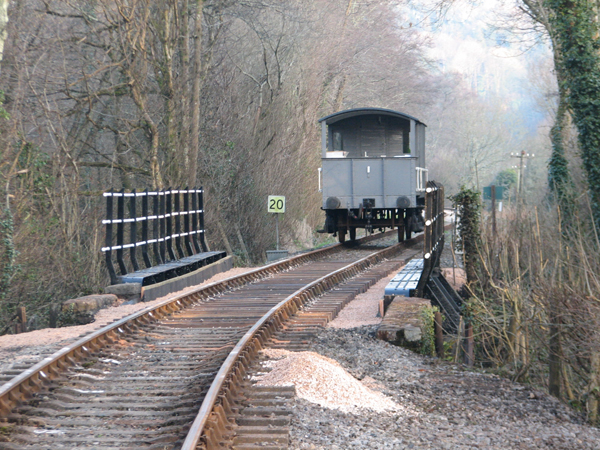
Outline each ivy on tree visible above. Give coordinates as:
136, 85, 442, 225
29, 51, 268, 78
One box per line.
450, 187, 482, 286
546, 0, 600, 231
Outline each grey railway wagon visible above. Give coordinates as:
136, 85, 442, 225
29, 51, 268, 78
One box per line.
318, 108, 428, 242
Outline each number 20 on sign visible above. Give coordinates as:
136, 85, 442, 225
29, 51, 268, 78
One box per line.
268, 195, 285, 213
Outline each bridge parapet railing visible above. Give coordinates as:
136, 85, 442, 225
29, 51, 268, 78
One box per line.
102, 188, 209, 285
415, 180, 445, 297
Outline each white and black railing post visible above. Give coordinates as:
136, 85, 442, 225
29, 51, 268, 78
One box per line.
191, 191, 201, 253
116, 189, 127, 275
184, 189, 194, 256
159, 192, 167, 263
174, 190, 185, 259
152, 192, 163, 265
129, 189, 140, 272
141, 190, 152, 268
166, 190, 176, 261
415, 181, 445, 297
198, 188, 208, 252
105, 191, 118, 285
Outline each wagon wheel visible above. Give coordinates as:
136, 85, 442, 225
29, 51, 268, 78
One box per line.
349, 227, 356, 241
338, 228, 347, 243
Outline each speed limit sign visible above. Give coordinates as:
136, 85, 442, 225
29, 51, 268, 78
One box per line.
267, 195, 285, 213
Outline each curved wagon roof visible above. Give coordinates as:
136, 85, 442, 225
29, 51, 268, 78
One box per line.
318, 107, 426, 126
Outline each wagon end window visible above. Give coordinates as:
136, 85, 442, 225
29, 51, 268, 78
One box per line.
333, 131, 343, 151
326, 131, 347, 158
403, 129, 410, 154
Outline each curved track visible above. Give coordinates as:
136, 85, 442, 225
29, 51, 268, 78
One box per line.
0, 233, 423, 449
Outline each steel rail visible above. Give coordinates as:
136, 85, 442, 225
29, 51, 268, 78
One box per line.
0, 242, 345, 418
0, 230, 398, 420
181, 242, 404, 450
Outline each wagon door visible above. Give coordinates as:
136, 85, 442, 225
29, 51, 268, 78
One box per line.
352, 159, 384, 208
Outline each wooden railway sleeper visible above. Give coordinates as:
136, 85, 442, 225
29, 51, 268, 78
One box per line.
103, 331, 117, 345
3, 233, 404, 445
46, 361, 60, 378
102, 333, 119, 346
239, 352, 251, 370
6, 390, 18, 407
0, 397, 10, 413
243, 344, 255, 363
91, 337, 106, 350
285, 303, 296, 318
86, 339, 100, 353
258, 329, 270, 348
63, 354, 76, 367
15, 382, 31, 402
277, 309, 289, 323
205, 407, 232, 450
54, 358, 68, 371
34, 371, 49, 388
219, 394, 235, 418
268, 318, 279, 334
231, 368, 244, 395
235, 364, 249, 392
262, 325, 275, 346
248, 341, 260, 360
216, 403, 235, 434
250, 341, 262, 361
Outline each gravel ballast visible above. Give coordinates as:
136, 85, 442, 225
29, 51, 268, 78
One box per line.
282, 326, 600, 449
4, 236, 599, 450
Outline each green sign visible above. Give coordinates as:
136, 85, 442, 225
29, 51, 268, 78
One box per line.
483, 186, 505, 200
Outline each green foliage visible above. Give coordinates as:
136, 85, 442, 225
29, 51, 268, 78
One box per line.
0, 90, 10, 121
0, 209, 20, 333
548, 88, 575, 215
57, 303, 77, 327
495, 169, 517, 189
16, 141, 54, 199
82, 359, 97, 369
420, 306, 439, 357
546, 0, 600, 231
449, 186, 482, 285
0, 209, 18, 302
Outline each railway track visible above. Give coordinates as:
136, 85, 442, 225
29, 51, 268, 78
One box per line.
0, 233, 423, 449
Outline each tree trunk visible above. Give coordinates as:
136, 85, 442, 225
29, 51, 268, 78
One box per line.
0, 0, 8, 64
546, 0, 600, 231
188, 0, 203, 188
547, 46, 575, 217
548, 308, 561, 398
587, 352, 600, 424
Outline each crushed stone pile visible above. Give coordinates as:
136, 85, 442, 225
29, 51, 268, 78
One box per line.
255, 348, 410, 414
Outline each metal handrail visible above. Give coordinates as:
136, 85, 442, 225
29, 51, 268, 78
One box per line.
318, 167, 323, 192
416, 167, 429, 192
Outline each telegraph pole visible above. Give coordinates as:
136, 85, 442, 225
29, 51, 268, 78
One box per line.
510, 151, 535, 200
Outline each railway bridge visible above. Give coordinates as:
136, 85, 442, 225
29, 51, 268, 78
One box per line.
0, 196, 598, 449
0, 185, 466, 449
